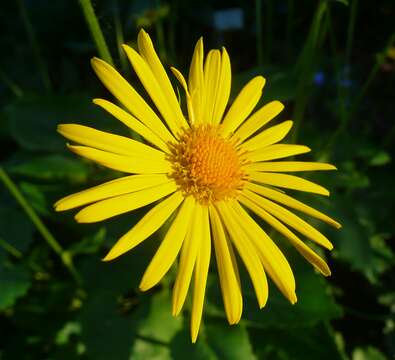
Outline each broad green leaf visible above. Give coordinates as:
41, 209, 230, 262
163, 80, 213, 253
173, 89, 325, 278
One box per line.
207, 256, 341, 329
5, 94, 118, 152
9, 154, 91, 183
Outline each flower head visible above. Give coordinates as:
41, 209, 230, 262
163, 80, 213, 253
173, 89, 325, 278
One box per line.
55, 30, 341, 342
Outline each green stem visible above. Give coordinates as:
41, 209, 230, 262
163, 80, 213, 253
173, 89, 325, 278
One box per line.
113, 0, 128, 73
16, 0, 52, 92
0, 237, 23, 259
255, 0, 263, 67
0, 68, 23, 98
79, 0, 114, 65
0, 167, 81, 284
292, 0, 329, 143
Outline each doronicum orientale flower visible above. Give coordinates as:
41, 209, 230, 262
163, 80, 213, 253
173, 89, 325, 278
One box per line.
55, 29, 341, 342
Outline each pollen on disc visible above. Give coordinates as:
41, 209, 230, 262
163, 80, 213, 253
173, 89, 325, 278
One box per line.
169, 125, 245, 203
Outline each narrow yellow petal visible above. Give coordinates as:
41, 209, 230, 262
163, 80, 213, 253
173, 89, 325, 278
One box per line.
245, 182, 341, 228
93, 99, 169, 152
137, 29, 187, 129
241, 190, 333, 250
67, 145, 171, 174
191, 206, 211, 343
202, 49, 221, 124
239, 196, 331, 276
246, 144, 311, 162
233, 101, 284, 143
188, 38, 204, 123
240, 120, 293, 152
103, 191, 184, 261
122, 44, 187, 137
249, 172, 330, 196
217, 201, 268, 309
55, 174, 169, 211
171, 67, 195, 124
90, 57, 174, 143
231, 200, 297, 304
221, 76, 266, 137
75, 181, 177, 223
244, 161, 337, 172
209, 205, 242, 324
172, 204, 202, 316
58, 124, 165, 159
140, 196, 195, 291
212, 47, 231, 125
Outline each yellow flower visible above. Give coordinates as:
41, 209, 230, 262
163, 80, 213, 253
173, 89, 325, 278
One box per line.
55, 29, 341, 342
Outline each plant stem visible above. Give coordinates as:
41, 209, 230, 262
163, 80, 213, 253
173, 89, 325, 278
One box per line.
79, 0, 114, 66
0, 68, 23, 98
0, 167, 81, 284
255, 0, 263, 67
292, 0, 329, 143
113, 0, 128, 73
16, 0, 52, 92
0, 237, 23, 259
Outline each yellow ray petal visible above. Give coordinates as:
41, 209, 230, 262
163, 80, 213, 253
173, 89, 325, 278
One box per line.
58, 124, 165, 159
239, 196, 331, 276
90, 57, 174, 143
240, 121, 293, 152
202, 49, 221, 124
231, 200, 297, 303
140, 196, 195, 291
170, 67, 195, 124
137, 29, 187, 129
212, 48, 231, 125
244, 161, 337, 172
67, 145, 171, 174
233, 101, 284, 143
122, 44, 187, 137
249, 172, 329, 196
191, 206, 211, 343
93, 99, 169, 152
220, 76, 266, 137
188, 38, 204, 123
103, 191, 184, 261
55, 174, 170, 211
217, 201, 268, 309
245, 182, 341, 228
75, 181, 177, 223
246, 144, 311, 162
172, 204, 202, 316
241, 190, 333, 250
209, 205, 242, 324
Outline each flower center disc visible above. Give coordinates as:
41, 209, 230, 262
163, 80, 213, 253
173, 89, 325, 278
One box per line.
169, 125, 244, 204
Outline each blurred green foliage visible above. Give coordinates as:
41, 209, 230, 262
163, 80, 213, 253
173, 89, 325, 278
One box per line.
0, 0, 395, 359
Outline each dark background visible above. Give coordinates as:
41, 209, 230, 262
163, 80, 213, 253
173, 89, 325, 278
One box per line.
0, 0, 394, 359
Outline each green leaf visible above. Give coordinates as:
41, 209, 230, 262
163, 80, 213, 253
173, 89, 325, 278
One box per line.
250, 323, 345, 360
9, 154, 91, 183
207, 257, 341, 329
0, 265, 31, 310
5, 94, 118, 152
205, 322, 256, 360
352, 347, 387, 360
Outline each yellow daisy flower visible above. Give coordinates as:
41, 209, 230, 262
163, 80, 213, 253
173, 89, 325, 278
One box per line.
55, 29, 341, 342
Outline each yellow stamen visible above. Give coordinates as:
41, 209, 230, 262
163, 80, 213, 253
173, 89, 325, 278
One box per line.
169, 125, 245, 204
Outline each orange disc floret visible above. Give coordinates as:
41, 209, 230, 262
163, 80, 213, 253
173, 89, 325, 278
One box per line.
169, 125, 245, 203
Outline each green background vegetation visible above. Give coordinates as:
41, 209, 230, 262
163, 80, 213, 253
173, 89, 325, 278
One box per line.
0, 0, 394, 358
